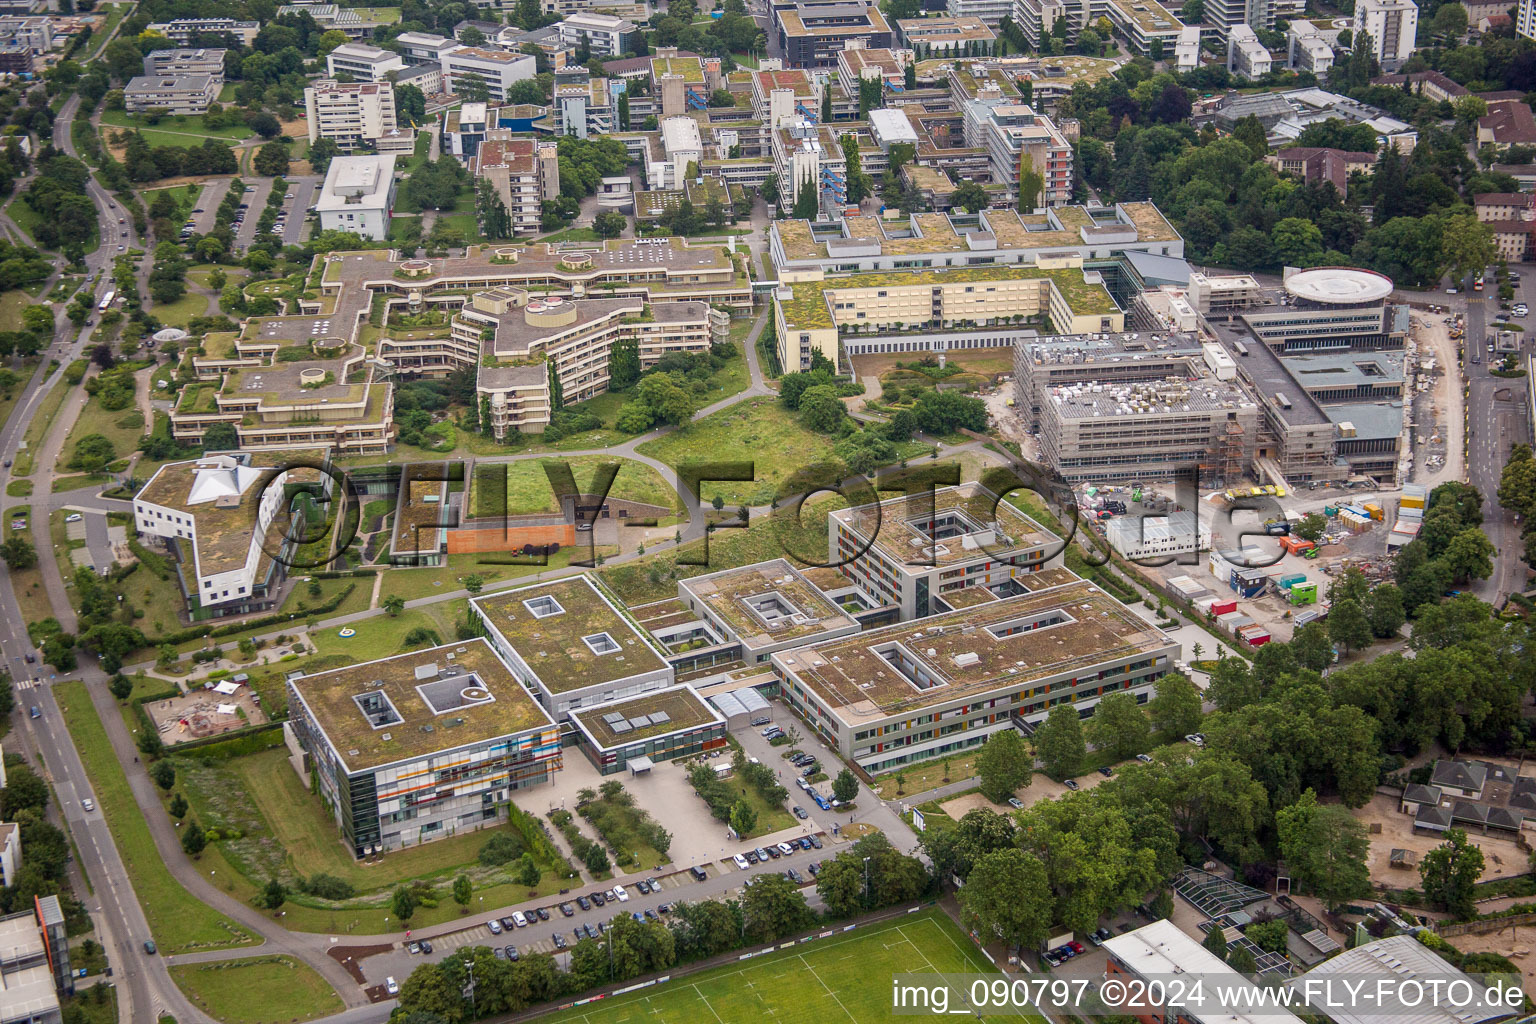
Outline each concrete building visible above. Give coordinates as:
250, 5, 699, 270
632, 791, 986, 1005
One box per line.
752, 67, 821, 127
285, 638, 562, 857
0, 15, 48, 52
142, 47, 226, 79
657, 115, 704, 189
827, 483, 1064, 620
771, 0, 894, 68
945, 0, 1013, 30
0, 896, 72, 1024
676, 559, 861, 666
772, 573, 1179, 771
316, 153, 397, 239
1103, 920, 1305, 1024
896, 15, 996, 52
144, 18, 260, 45
1104, 0, 1190, 57
305, 80, 410, 152
133, 455, 304, 616
1287, 19, 1334, 73
0, 824, 17, 888
440, 46, 537, 102
277, 2, 367, 38
1289, 934, 1520, 1024
1267, 146, 1376, 194
1520, 0, 1536, 41
1203, 0, 1274, 42
326, 42, 405, 82
1227, 24, 1274, 79
557, 11, 641, 55
394, 31, 459, 65
1354, 0, 1418, 69
978, 103, 1074, 207
569, 684, 728, 775
473, 130, 560, 236
473, 576, 676, 718
555, 76, 615, 137
123, 74, 218, 114
394, 62, 444, 98
1106, 510, 1211, 562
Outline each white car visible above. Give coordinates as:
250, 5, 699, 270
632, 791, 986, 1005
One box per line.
82, 798, 94, 811
733, 854, 751, 870
777, 842, 795, 857
511, 910, 527, 927
385, 977, 399, 996
613, 885, 629, 902
65, 514, 82, 523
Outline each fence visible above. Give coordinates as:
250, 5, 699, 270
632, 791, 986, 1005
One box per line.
1439, 912, 1536, 938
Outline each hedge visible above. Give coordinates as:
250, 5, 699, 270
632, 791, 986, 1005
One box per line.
148, 583, 357, 647
165, 722, 286, 760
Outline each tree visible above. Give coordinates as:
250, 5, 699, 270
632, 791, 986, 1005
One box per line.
1018, 153, 1044, 212
958, 848, 1052, 949
0, 536, 36, 570
463, 574, 484, 595
69, 433, 116, 473
168, 793, 188, 819
1227, 943, 1257, 974
253, 142, 290, 177
149, 760, 176, 791
1364, 583, 1406, 638
584, 843, 610, 873
609, 336, 641, 390
1148, 672, 1202, 743
457, 71, 491, 103
798, 384, 846, 433
1419, 828, 1484, 919
832, 768, 859, 804
1500, 444, 1536, 520
730, 798, 757, 837
949, 180, 989, 214
762, 173, 780, 206
593, 210, 626, 238
181, 820, 206, 857
1440, 213, 1495, 284
453, 873, 473, 909
1273, 218, 1324, 268
1203, 923, 1229, 962
976, 730, 1032, 803
792, 171, 819, 219
1275, 789, 1370, 910
1442, 529, 1494, 582
392, 885, 418, 922
1294, 512, 1327, 541
262, 879, 287, 911
1034, 705, 1085, 780
741, 873, 814, 942
1085, 692, 1151, 762
1327, 598, 1372, 654
383, 594, 405, 616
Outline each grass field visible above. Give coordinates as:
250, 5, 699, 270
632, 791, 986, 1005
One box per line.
147, 289, 211, 327
541, 910, 1030, 1024
7, 197, 98, 253
15, 378, 71, 477
169, 955, 342, 1024
53, 681, 258, 954
352, 5, 402, 21
635, 399, 832, 507
471, 456, 680, 518
100, 109, 255, 144
61, 389, 144, 473
87, 3, 129, 57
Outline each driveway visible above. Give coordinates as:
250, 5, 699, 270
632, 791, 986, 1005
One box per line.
231, 178, 272, 250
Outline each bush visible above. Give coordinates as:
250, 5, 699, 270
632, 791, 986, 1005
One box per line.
300, 874, 356, 900
478, 832, 526, 867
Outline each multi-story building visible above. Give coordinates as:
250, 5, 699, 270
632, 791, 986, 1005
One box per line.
145, 18, 260, 45
1520, 0, 1536, 41
569, 684, 728, 774
133, 454, 307, 616
1104, 0, 1189, 56
774, 261, 1125, 371
277, 2, 368, 38
1014, 331, 1207, 431
1474, 191, 1536, 260
395, 31, 460, 65
978, 103, 1074, 207
1174, 24, 1202, 68
0, 823, 18, 888
142, 47, 226, 79
771, 573, 1179, 771
473, 576, 676, 719
0, 896, 72, 1023
394, 63, 444, 98
555, 76, 616, 137
752, 67, 821, 127
1267, 146, 1376, 194
945, 0, 1013, 30
0, 15, 48, 52
896, 15, 996, 51
473, 130, 560, 236
771, 0, 894, 68
285, 638, 562, 857
448, 287, 725, 435
316, 154, 397, 239
652, 116, 705, 188
1227, 24, 1273, 79
1354, 0, 1418, 69
305, 81, 410, 152
123, 74, 219, 114
676, 559, 862, 665
440, 46, 538, 102
1203, 0, 1274, 41
828, 483, 1064, 620
557, 11, 641, 55
1287, 20, 1334, 73
769, 201, 1185, 275
326, 42, 405, 82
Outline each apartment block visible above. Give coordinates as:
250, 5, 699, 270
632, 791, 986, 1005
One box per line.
123, 74, 218, 114
772, 0, 894, 68
772, 573, 1179, 771
1227, 24, 1273, 79
440, 46, 537, 102
316, 153, 397, 239
676, 559, 861, 665
557, 11, 641, 55
143, 47, 226, 79
305, 80, 410, 152
473, 130, 560, 237
286, 639, 562, 856
326, 42, 405, 82
144, 18, 260, 45
1354, 0, 1417, 69
1287, 20, 1334, 73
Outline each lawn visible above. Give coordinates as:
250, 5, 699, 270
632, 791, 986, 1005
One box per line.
169, 955, 342, 1024
86, 3, 129, 57
149, 290, 212, 327
376, 547, 615, 603
14, 378, 71, 478
352, 5, 402, 21
140, 184, 199, 226
53, 681, 258, 954
873, 752, 981, 799
7, 197, 98, 253
541, 910, 1030, 1024
433, 211, 483, 243
304, 601, 466, 659
635, 399, 833, 507
100, 109, 256, 144
61, 390, 145, 473
470, 456, 680, 518
537, 226, 603, 243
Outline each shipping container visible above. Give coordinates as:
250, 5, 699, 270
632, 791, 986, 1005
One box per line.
1276, 573, 1306, 589
1289, 581, 1319, 605
1210, 599, 1238, 616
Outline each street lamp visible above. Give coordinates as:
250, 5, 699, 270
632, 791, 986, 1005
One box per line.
863, 856, 870, 904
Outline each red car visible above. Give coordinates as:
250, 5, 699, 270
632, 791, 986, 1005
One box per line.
1068, 941, 1085, 955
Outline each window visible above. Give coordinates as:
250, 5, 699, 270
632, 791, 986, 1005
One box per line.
524, 595, 564, 618
583, 632, 621, 655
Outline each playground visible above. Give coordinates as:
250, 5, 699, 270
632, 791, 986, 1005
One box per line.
142, 681, 269, 747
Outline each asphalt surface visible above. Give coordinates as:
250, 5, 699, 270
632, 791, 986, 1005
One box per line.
188, 178, 232, 236
281, 176, 323, 246
230, 178, 273, 250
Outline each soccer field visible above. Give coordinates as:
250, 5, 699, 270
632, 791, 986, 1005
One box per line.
542, 910, 1039, 1024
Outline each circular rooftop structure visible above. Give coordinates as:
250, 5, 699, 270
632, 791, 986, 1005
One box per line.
153, 328, 189, 343
1284, 267, 1393, 305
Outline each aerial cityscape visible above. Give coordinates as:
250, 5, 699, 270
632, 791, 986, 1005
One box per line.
0, 0, 1530, 1021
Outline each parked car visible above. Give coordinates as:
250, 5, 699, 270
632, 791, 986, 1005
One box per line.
634, 880, 650, 894
1007, 797, 1024, 809
808, 861, 820, 876
613, 885, 629, 902
764, 845, 780, 859
777, 842, 795, 856
407, 941, 421, 954
385, 977, 399, 995
65, 514, 82, 523
1184, 734, 1204, 747
492, 945, 505, 959
750, 715, 771, 726
553, 933, 567, 950
506, 945, 519, 961
1098, 766, 1114, 777
576, 895, 591, 911
793, 805, 808, 819
801, 765, 819, 777
657, 902, 674, 913
786, 868, 804, 883
487, 919, 503, 934
419, 939, 432, 954
690, 865, 707, 881
1068, 941, 1085, 955
734, 853, 751, 870
745, 849, 759, 864
559, 902, 574, 917
509, 911, 526, 927
591, 891, 606, 906
535, 907, 549, 922
809, 834, 822, 849
644, 908, 659, 921
1135, 754, 1154, 763
1063, 779, 1080, 791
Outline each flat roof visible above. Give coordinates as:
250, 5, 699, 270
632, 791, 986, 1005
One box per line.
680, 558, 856, 650
474, 576, 670, 693
289, 637, 556, 773
570, 684, 722, 749
1048, 376, 1254, 419
317, 154, 396, 211
1283, 266, 1394, 304
773, 575, 1171, 722
1105, 920, 1304, 1024
830, 483, 1057, 569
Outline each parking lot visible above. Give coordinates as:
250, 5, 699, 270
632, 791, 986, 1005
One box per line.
279, 176, 322, 245
188, 179, 232, 236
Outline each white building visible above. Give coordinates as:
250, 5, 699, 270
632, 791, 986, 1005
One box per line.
145, 18, 260, 45
440, 46, 538, 102
1104, 921, 1305, 1024
1287, 20, 1335, 73
557, 12, 640, 55
0, 15, 49, 52
277, 2, 367, 38
1227, 23, 1274, 78
315, 153, 398, 240
1203, 0, 1274, 41
946, 0, 1013, 31
1105, 511, 1211, 562
1175, 25, 1202, 68
0, 823, 18, 888
123, 74, 219, 114
395, 30, 458, 64
1354, 0, 1418, 69
980, 103, 1074, 207
657, 115, 704, 189
143, 47, 227, 80
325, 42, 405, 82
305, 80, 412, 152
1520, 0, 1536, 41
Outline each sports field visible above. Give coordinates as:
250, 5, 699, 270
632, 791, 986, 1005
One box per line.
542, 910, 1038, 1023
